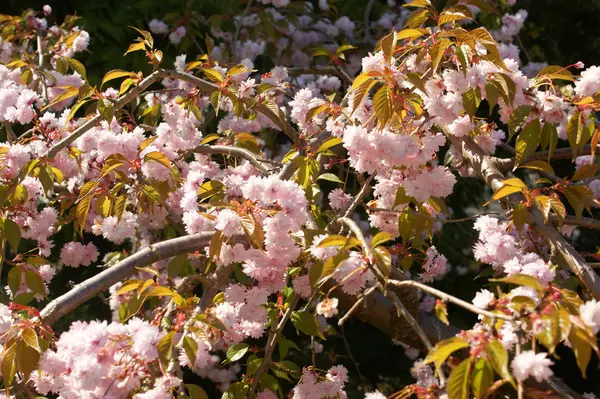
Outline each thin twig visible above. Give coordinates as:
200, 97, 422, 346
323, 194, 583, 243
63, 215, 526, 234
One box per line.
368, 208, 500, 223
233, 0, 254, 45
37, 35, 48, 103
363, 0, 376, 43
184, 145, 276, 173
387, 279, 513, 321
386, 288, 445, 387
2, 122, 17, 144
340, 324, 367, 385
341, 173, 375, 219
43, 69, 300, 159
338, 286, 376, 326
337, 216, 374, 261
249, 295, 300, 397
287, 66, 353, 85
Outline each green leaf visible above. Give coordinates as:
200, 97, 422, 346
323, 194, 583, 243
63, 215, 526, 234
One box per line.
448, 358, 471, 399
435, 301, 449, 326
379, 30, 397, 63
22, 328, 41, 352
430, 38, 452, 72
291, 310, 325, 339
491, 274, 543, 292
512, 203, 527, 231
68, 58, 87, 80
569, 327, 592, 377
508, 105, 532, 140
564, 185, 594, 220
374, 85, 393, 128
471, 358, 493, 399
7, 267, 21, 295
25, 270, 46, 296
157, 331, 175, 367
423, 336, 469, 371
226, 343, 249, 363
317, 235, 347, 248
490, 185, 522, 202
20, 69, 33, 85
76, 193, 94, 234
517, 160, 555, 175
374, 246, 392, 278
17, 342, 40, 381
317, 173, 344, 184
1, 344, 16, 386
535, 65, 575, 82
167, 254, 188, 279
572, 163, 600, 182
486, 340, 511, 382
202, 68, 224, 83
182, 335, 199, 367
320, 253, 348, 280
515, 119, 541, 166
393, 186, 412, 208
462, 88, 481, 116
371, 231, 395, 248
396, 28, 425, 41
3, 218, 20, 252
566, 110, 594, 158
97, 98, 114, 122
101, 69, 132, 89
278, 338, 299, 360
144, 151, 172, 169
540, 123, 558, 162
186, 384, 209, 399
316, 137, 343, 153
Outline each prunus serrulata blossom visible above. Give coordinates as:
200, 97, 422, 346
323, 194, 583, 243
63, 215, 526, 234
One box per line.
0, 0, 599, 398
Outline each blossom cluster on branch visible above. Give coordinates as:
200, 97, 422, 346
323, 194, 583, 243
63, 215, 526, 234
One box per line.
0, 0, 599, 398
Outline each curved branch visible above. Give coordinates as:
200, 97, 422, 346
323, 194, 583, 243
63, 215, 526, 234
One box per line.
40, 232, 216, 325
388, 279, 513, 321
189, 145, 276, 173
43, 69, 301, 159
363, 0, 375, 43
287, 66, 353, 85
563, 215, 600, 230
249, 295, 300, 396
453, 136, 600, 300
43, 69, 166, 159
161, 70, 301, 145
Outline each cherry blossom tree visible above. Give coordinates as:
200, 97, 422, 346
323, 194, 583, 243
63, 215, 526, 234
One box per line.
0, 0, 599, 398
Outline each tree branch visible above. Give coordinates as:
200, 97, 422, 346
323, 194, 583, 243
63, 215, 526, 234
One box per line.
341, 173, 375, 219
387, 279, 513, 321
161, 70, 301, 145
563, 215, 600, 230
43, 69, 301, 159
249, 295, 300, 397
40, 232, 227, 325
453, 136, 600, 300
43, 69, 166, 159
287, 66, 353, 85
187, 145, 276, 173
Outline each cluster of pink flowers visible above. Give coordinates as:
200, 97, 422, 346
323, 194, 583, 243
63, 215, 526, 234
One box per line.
60, 242, 99, 267
33, 318, 166, 398
473, 216, 556, 285
292, 365, 349, 399
214, 284, 271, 342
419, 246, 449, 283
511, 350, 554, 382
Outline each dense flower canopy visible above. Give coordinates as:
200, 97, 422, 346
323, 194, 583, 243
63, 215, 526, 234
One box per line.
0, 0, 599, 398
